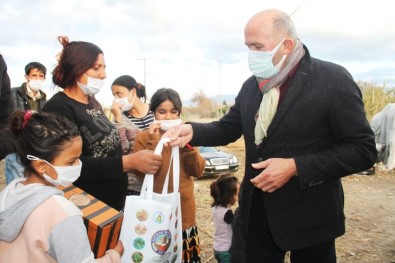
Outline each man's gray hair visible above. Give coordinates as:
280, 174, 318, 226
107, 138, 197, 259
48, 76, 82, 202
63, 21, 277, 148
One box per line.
273, 12, 298, 41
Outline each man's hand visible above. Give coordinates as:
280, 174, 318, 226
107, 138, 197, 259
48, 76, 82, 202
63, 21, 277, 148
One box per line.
162, 123, 193, 147
250, 158, 297, 193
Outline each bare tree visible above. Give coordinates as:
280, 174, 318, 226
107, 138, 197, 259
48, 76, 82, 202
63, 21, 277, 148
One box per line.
191, 89, 215, 118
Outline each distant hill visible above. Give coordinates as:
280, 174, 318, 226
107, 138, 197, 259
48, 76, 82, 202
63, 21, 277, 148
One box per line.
183, 94, 237, 107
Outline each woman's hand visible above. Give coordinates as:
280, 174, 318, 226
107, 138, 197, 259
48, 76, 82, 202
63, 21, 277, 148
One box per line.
111, 101, 123, 123
123, 149, 162, 174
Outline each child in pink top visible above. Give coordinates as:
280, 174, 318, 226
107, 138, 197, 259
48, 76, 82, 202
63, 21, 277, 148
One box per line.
210, 174, 240, 263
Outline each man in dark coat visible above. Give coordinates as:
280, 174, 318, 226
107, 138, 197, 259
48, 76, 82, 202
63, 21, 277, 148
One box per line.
11, 61, 47, 112
164, 9, 377, 263
0, 53, 12, 130
0, 52, 13, 160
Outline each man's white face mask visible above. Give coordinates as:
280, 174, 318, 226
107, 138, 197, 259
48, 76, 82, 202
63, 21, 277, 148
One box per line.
248, 39, 286, 79
28, 79, 45, 91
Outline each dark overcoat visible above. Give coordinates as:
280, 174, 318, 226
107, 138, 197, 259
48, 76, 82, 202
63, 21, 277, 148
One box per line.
190, 46, 377, 254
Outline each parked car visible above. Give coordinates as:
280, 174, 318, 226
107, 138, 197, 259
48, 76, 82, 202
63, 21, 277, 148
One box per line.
199, 146, 239, 174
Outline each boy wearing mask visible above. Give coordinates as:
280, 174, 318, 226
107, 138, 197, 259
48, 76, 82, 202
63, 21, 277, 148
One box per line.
11, 61, 47, 111
6, 62, 48, 184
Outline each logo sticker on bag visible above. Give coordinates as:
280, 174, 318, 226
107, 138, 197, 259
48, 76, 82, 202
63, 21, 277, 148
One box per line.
151, 230, 171, 255
136, 209, 148, 221
153, 211, 165, 223
133, 237, 145, 250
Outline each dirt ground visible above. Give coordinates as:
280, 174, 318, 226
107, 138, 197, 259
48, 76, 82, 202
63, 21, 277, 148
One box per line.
194, 138, 395, 263
1, 138, 395, 263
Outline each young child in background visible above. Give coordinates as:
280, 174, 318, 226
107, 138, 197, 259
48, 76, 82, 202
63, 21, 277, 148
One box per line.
0, 110, 123, 262
210, 174, 240, 263
133, 88, 205, 263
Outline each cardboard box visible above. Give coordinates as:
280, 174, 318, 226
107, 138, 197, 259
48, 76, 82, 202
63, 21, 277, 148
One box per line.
58, 185, 124, 258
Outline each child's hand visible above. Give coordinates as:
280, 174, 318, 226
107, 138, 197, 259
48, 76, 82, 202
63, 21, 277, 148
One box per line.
149, 122, 162, 135
113, 240, 124, 256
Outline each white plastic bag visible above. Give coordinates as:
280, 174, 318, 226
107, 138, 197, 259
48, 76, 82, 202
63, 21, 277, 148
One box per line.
120, 138, 182, 263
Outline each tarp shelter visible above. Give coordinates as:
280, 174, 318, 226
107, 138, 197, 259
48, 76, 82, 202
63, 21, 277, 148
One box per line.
370, 103, 395, 171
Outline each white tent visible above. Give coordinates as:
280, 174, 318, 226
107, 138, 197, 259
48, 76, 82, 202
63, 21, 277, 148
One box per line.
370, 103, 395, 171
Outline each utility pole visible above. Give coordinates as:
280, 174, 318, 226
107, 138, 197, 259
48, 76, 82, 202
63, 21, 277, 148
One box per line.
136, 58, 153, 86
217, 59, 222, 118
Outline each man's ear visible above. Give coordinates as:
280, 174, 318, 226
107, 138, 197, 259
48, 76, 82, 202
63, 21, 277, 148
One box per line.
31, 160, 49, 174
24, 74, 30, 83
282, 38, 295, 55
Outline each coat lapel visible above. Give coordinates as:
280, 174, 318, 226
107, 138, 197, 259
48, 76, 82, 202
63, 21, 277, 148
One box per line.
265, 56, 310, 139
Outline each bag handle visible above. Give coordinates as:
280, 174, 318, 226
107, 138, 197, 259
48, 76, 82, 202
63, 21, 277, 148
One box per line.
140, 138, 179, 199
162, 146, 180, 194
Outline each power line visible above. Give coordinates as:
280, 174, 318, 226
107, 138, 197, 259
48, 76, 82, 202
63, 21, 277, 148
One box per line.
289, 0, 307, 17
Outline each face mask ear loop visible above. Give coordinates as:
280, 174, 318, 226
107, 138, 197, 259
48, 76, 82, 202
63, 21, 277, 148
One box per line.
130, 93, 136, 104
26, 155, 54, 168
26, 155, 53, 181
27, 155, 40, 161
129, 93, 136, 108
270, 38, 285, 58
275, 54, 287, 69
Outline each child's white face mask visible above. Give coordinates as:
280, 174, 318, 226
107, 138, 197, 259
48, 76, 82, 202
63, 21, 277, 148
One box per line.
27, 155, 82, 187
156, 119, 182, 131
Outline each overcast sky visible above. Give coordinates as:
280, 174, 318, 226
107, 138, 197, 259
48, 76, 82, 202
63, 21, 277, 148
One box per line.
1, 0, 394, 106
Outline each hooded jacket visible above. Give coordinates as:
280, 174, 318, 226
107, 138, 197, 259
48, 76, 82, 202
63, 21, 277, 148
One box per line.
0, 178, 120, 263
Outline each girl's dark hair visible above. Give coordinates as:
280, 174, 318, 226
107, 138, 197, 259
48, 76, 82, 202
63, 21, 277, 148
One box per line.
111, 75, 147, 102
150, 88, 182, 115
210, 174, 239, 207
10, 110, 80, 175
52, 36, 103, 108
